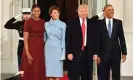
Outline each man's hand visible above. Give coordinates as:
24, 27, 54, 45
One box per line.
97, 57, 101, 65
93, 54, 98, 61
67, 54, 73, 61
122, 55, 126, 63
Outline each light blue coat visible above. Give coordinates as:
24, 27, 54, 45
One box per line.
44, 19, 66, 77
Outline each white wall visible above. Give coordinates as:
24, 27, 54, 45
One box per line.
108, 0, 133, 76
123, 0, 133, 33
122, 0, 133, 76
108, 0, 124, 21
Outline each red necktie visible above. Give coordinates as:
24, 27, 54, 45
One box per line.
82, 19, 85, 50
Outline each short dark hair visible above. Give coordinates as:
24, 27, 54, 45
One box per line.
49, 6, 60, 14
104, 4, 112, 10
31, 4, 40, 11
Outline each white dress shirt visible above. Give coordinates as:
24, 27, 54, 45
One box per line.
105, 18, 113, 33
79, 17, 87, 46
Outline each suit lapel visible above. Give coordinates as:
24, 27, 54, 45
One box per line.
86, 18, 89, 31
111, 19, 117, 38
77, 18, 82, 30
102, 18, 117, 39
102, 19, 110, 38
76, 18, 82, 36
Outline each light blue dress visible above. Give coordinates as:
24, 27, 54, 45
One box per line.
44, 19, 66, 77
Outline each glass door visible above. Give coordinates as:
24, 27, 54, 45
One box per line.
82, 0, 107, 18
22, 0, 36, 8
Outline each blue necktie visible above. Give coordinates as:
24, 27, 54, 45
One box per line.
108, 20, 112, 38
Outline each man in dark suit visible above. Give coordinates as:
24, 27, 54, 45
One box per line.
97, 4, 127, 80
66, 4, 99, 80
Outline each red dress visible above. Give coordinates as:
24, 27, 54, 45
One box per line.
22, 18, 45, 80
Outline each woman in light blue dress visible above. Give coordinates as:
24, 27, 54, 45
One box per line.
44, 6, 66, 80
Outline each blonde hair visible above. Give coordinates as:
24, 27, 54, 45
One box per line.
78, 4, 88, 11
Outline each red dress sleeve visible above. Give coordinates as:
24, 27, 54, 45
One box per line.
24, 20, 30, 32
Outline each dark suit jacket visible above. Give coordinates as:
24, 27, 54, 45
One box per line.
98, 18, 127, 61
65, 17, 99, 59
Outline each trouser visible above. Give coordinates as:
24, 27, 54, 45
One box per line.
100, 58, 120, 80
17, 40, 24, 70
68, 47, 93, 80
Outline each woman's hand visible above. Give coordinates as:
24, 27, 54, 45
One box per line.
26, 53, 33, 65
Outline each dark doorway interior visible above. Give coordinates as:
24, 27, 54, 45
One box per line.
37, 0, 56, 21
37, 0, 79, 22
37, 0, 79, 70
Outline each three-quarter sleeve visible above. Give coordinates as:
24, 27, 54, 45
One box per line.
60, 23, 66, 60
61, 23, 66, 50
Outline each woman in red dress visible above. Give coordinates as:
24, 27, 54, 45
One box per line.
22, 4, 45, 80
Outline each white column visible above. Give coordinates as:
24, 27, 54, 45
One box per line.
12, 0, 22, 73
97, 0, 107, 14
88, 0, 93, 17
23, 0, 29, 8
0, 0, 2, 78
30, 0, 33, 8
1, 0, 22, 74
87, 0, 106, 18
35, 0, 37, 4
96, 0, 107, 19
1, 0, 13, 73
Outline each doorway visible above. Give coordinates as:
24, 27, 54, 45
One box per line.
37, 0, 80, 22
37, 0, 80, 70
22, 0, 107, 20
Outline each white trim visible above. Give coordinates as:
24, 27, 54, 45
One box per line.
35, 0, 37, 4
0, 0, 2, 78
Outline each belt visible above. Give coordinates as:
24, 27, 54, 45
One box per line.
29, 35, 43, 37
29, 33, 43, 37
19, 37, 24, 40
